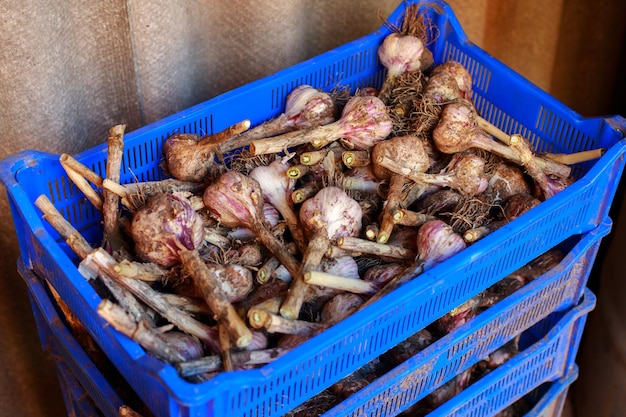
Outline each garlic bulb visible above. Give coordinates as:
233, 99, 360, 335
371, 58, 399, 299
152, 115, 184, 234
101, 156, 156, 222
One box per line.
378, 33, 427, 79
131, 193, 205, 268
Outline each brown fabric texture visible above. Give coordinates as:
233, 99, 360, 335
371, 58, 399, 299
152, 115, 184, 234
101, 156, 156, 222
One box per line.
0, 1, 624, 416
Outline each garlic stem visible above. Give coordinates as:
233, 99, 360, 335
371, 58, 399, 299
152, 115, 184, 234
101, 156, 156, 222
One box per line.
542, 149, 605, 165
342, 150, 371, 167
365, 224, 379, 241
218, 323, 234, 371
476, 115, 605, 165
247, 296, 284, 328
377, 173, 407, 243
59, 153, 104, 186
251, 96, 392, 155
112, 259, 169, 282
101, 178, 129, 199
280, 233, 328, 320
250, 124, 336, 155
252, 223, 302, 278
359, 261, 426, 311
36, 194, 222, 352
300, 149, 331, 165
509, 134, 557, 199
60, 155, 103, 211
102, 124, 126, 254
202, 119, 251, 148
475, 116, 511, 145
434, 101, 571, 178
178, 247, 253, 348
304, 271, 377, 295
256, 256, 281, 284
161, 294, 212, 315
263, 311, 327, 336
95, 248, 223, 352
220, 85, 335, 153
286, 164, 309, 179
335, 236, 413, 259
391, 209, 437, 226
177, 347, 288, 376
98, 299, 186, 364
291, 182, 320, 204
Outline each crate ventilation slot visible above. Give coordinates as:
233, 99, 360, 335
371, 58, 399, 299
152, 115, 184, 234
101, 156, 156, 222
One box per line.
122, 131, 177, 183
46, 176, 95, 225
536, 106, 594, 154
442, 42, 491, 93
474, 96, 542, 146
271, 47, 382, 110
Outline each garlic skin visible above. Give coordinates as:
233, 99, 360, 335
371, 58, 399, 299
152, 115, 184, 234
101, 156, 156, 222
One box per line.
163, 133, 216, 182
204, 170, 302, 280
160, 331, 205, 361
502, 193, 541, 220
249, 160, 295, 211
273, 265, 292, 283
378, 33, 426, 78
416, 220, 466, 270
203, 171, 264, 230
433, 100, 571, 178
333, 96, 393, 150
341, 165, 381, 196
363, 263, 407, 286
284, 85, 335, 129
131, 193, 205, 267
280, 186, 363, 320
439, 152, 489, 197
386, 226, 418, 253
249, 95, 392, 155
218, 86, 335, 154
321, 293, 364, 325
415, 189, 463, 215
423, 71, 462, 104
248, 159, 309, 250
246, 331, 269, 351
356, 86, 379, 96
204, 263, 253, 303
300, 186, 362, 241
321, 256, 360, 279
227, 203, 280, 241
431, 61, 474, 101
432, 99, 493, 154
485, 162, 531, 203
371, 134, 431, 180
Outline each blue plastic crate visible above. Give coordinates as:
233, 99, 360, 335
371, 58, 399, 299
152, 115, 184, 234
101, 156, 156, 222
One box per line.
320, 219, 609, 416
21, 260, 126, 417
425, 290, 595, 417
55, 361, 105, 417
1, 0, 625, 416
18, 237, 595, 417
18, 218, 609, 417
522, 365, 578, 417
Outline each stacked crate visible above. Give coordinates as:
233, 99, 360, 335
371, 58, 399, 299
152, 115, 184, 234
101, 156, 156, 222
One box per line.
2, 1, 626, 416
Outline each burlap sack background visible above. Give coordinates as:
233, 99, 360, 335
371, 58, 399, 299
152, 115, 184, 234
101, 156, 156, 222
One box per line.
0, 1, 624, 416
